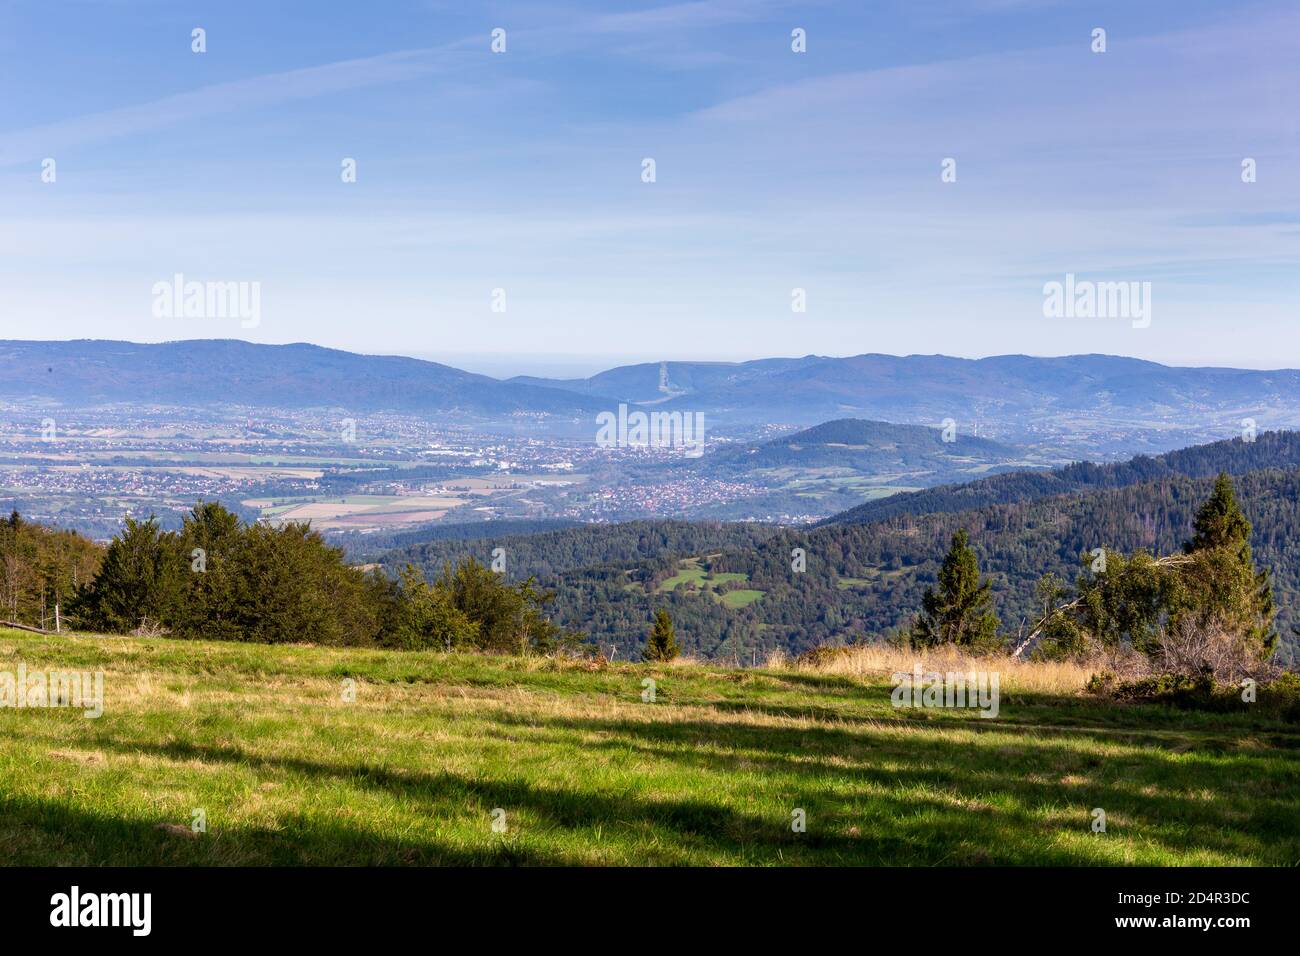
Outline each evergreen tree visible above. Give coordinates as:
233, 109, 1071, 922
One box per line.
1036, 475, 1278, 664
385, 564, 479, 651
910, 529, 1001, 649
69, 516, 181, 633
1184, 472, 1252, 553
643, 608, 680, 661
172, 501, 243, 640
1177, 472, 1276, 657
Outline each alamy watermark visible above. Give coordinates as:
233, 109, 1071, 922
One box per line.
0, 665, 103, 718
152, 273, 261, 328
891, 664, 1000, 718
50, 886, 150, 936
596, 403, 705, 458
1043, 273, 1150, 329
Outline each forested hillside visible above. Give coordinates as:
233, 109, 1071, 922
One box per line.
822, 430, 1300, 526
382, 468, 1300, 665
381, 520, 777, 584
694, 418, 1022, 476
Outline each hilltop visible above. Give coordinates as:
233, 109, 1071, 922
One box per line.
701, 418, 1021, 474
822, 429, 1300, 526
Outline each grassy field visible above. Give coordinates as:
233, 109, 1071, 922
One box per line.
718, 589, 765, 609
656, 559, 766, 609
1, 627, 1297, 866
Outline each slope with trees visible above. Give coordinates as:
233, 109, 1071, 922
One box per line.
823, 430, 1300, 526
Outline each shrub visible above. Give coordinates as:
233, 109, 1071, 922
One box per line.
1152, 616, 1280, 685
793, 644, 853, 668
1112, 672, 1219, 709
1258, 672, 1300, 720
1103, 669, 1300, 721
1084, 671, 1117, 696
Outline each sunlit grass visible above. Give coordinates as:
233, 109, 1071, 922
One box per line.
0, 628, 1296, 866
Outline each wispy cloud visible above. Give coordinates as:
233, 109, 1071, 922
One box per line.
5, 0, 1299, 367
588, 0, 795, 32
0, 46, 452, 167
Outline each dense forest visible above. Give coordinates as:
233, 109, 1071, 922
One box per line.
0, 511, 102, 629
822, 430, 1300, 526
4, 432, 1297, 667
0, 503, 574, 654
337, 516, 581, 558
382, 468, 1300, 664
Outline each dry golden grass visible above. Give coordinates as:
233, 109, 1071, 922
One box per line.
783, 644, 1095, 695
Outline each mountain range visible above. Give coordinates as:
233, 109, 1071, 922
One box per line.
513, 353, 1300, 436
0, 340, 607, 416
5, 340, 1300, 451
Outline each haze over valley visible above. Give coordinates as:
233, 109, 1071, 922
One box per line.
7, 339, 1300, 537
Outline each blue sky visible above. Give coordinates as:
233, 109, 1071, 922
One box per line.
1, 0, 1298, 375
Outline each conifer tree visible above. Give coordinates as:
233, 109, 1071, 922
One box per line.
910, 529, 1001, 649
1177, 472, 1276, 657
69, 516, 181, 633
643, 608, 681, 661
386, 564, 478, 651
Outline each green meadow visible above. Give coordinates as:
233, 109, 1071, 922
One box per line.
657, 559, 766, 609
1, 628, 1297, 866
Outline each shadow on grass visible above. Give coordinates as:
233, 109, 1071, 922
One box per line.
0, 792, 575, 866
701, 693, 1300, 750
76, 737, 872, 864
22, 672, 1300, 866
81, 714, 1300, 866
483, 710, 1300, 865
66, 735, 1132, 865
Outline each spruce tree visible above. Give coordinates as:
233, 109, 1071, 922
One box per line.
643, 608, 681, 662
910, 528, 1001, 649
387, 564, 478, 651
69, 516, 181, 633
1184, 472, 1252, 554
1178, 472, 1276, 657
173, 501, 243, 641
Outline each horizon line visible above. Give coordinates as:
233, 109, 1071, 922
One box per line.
2, 337, 1298, 377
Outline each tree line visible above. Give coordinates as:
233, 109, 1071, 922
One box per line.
0, 510, 101, 630
907, 473, 1278, 676
381, 467, 1300, 665
824, 429, 1300, 527
0, 472, 1290, 671
1, 502, 575, 654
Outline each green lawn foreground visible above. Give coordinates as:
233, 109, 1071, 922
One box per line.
1, 627, 1297, 866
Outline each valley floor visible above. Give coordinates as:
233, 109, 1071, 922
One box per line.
0, 628, 1296, 866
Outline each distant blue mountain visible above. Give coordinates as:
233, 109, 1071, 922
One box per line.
5, 342, 1300, 445
0, 339, 608, 416
513, 353, 1300, 429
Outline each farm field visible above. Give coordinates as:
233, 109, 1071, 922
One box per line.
244, 475, 584, 531
2, 628, 1297, 866
255, 496, 463, 530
